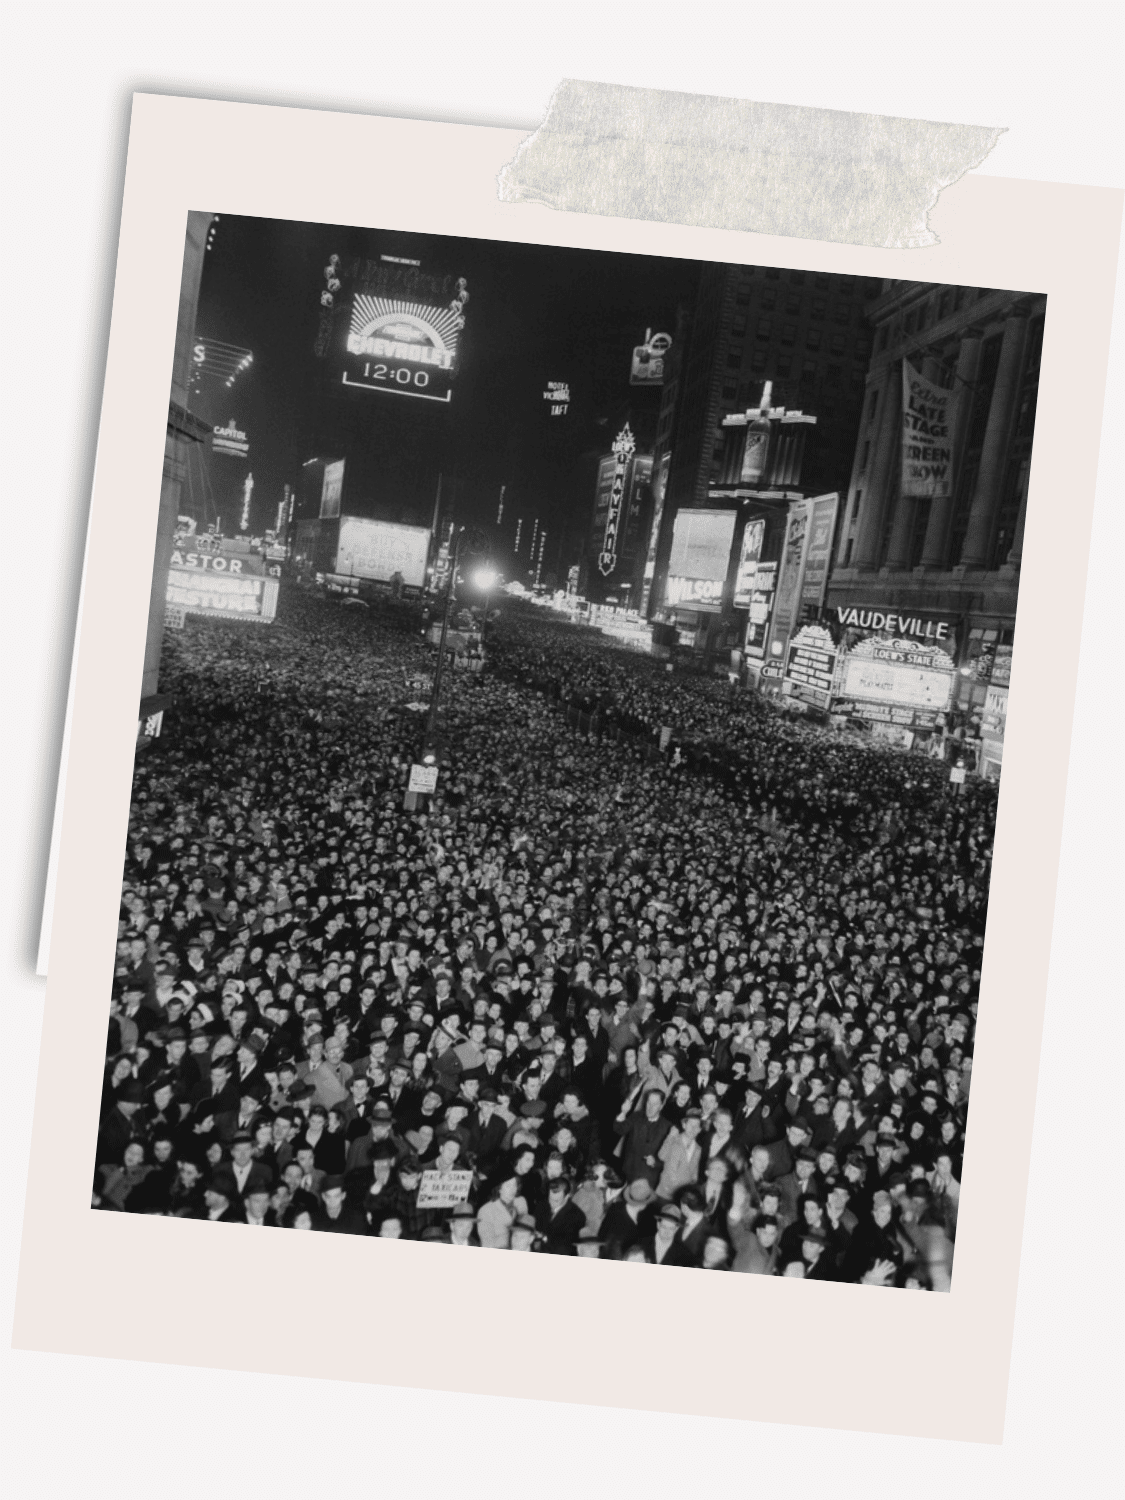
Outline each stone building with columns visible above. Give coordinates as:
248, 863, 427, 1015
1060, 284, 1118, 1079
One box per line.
827, 281, 1043, 752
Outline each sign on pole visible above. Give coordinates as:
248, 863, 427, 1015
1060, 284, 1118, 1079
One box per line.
416, 1170, 473, 1210
408, 764, 439, 794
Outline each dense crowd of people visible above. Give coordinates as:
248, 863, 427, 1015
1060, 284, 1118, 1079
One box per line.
96, 585, 994, 1288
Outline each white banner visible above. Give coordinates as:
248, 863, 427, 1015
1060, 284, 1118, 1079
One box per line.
901, 363, 953, 499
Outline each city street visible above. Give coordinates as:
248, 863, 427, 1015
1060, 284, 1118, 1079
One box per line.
103, 582, 988, 1284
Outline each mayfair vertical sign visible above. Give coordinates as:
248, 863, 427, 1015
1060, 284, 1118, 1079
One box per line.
901, 362, 953, 499
598, 423, 636, 576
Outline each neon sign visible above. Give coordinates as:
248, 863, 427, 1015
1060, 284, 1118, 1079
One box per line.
341, 288, 466, 404
598, 424, 636, 577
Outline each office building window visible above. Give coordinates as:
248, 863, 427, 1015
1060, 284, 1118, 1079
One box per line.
811, 297, 826, 319
751, 349, 768, 372
831, 332, 846, 354
731, 314, 747, 335
727, 349, 743, 368
806, 328, 822, 350
756, 317, 772, 341
781, 323, 796, 347
760, 289, 777, 310
777, 355, 791, 376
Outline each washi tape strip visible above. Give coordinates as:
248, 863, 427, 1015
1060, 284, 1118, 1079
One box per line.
499, 79, 1005, 249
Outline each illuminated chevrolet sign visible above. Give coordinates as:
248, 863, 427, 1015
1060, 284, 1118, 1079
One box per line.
341, 293, 464, 403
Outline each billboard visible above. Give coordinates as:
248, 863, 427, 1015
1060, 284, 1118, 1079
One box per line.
765, 499, 810, 660
167, 569, 279, 625
630, 330, 672, 386
341, 288, 466, 403
733, 518, 765, 609
902, 362, 953, 500
666, 575, 724, 607
335, 517, 430, 587
799, 493, 839, 608
320, 459, 345, 520
669, 507, 741, 606
744, 560, 776, 658
640, 451, 671, 616
784, 624, 837, 711
841, 637, 954, 713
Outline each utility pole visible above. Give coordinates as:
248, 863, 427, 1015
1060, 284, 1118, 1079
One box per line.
425, 525, 463, 755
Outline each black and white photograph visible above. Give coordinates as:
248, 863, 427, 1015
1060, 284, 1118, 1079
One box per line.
98, 211, 1042, 1289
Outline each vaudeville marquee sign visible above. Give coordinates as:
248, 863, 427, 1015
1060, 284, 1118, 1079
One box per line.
598, 423, 636, 577
834, 605, 956, 644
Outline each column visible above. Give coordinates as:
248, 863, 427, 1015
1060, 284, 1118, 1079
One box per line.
1001, 459, 1031, 572
851, 363, 899, 571
885, 354, 943, 570
957, 303, 1031, 569
919, 329, 983, 570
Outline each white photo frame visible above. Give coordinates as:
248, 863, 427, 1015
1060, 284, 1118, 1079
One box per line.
14, 92, 1122, 1444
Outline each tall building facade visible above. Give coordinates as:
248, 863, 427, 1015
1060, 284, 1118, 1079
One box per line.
646, 263, 879, 661
828, 282, 1044, 768
142, 212, 213, 723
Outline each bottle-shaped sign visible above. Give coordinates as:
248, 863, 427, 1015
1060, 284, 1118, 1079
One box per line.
740, 380, 774, 484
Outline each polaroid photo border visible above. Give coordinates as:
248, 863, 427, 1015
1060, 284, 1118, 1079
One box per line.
14, 93, 1122, 1443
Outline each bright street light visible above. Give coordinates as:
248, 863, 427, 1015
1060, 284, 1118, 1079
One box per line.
472, 567, 499, 591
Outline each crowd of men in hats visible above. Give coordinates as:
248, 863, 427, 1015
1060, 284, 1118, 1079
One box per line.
94, 588, 990, 1287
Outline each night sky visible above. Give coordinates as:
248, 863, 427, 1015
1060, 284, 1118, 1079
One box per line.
190, 215, 704, 579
